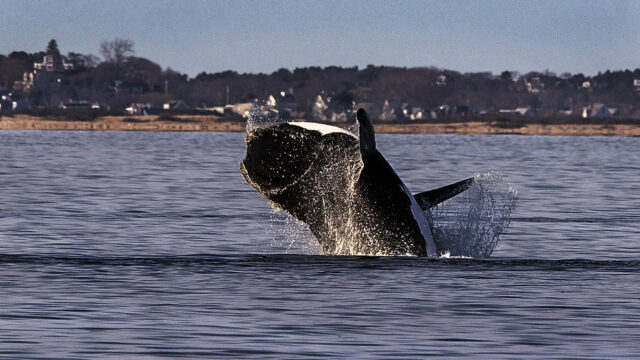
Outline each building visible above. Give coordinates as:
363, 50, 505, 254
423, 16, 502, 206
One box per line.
12, 72, 35, 92
33, 55, 73, 73
125, 103, 152, 115
163, 100, 190, 110
223, 102, 253, 118
498, 107, 534, 116
11, 100, 30, 110
60, 101, 92, 110
434, 104, 450, 118
436, 74, 454, 86
379, 100, 396, 121
526, 77, 544, 93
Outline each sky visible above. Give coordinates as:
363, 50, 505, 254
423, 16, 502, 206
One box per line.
1, 0, 639, 77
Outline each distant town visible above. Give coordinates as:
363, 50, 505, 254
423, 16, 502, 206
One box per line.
2, 39, 640, 123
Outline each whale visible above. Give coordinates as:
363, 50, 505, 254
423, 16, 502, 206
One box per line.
241, 108, 474, 257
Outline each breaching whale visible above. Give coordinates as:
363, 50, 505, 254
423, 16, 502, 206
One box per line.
241, 108, 474, 257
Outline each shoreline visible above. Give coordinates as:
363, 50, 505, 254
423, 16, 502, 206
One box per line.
1, 114, 639, 136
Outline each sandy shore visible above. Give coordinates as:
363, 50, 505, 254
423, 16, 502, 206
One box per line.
0, 114, 246, 132
1, 114, 639, 136
372, 122, 640, 137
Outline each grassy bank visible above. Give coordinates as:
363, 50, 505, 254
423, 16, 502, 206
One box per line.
1, 114, 639, 136
0, 114, 245, 132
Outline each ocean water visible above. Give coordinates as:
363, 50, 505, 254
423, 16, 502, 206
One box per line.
1, 130, 639, 358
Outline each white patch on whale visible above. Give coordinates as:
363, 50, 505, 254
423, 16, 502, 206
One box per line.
402, 184, 436, 256
288, 122, 356, 137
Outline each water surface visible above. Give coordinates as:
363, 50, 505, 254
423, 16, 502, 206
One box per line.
1, 130, 639, 358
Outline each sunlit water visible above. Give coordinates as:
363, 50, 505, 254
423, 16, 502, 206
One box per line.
1, 130, 639, 358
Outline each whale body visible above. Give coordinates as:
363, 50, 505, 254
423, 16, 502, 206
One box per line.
241, 109, 473, 257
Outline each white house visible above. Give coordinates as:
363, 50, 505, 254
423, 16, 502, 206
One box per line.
526, 77, 544, 93
33, 55, 73, 73
163, 100, 190, 110
498, 107, 534, 116
126, 103, 152, 115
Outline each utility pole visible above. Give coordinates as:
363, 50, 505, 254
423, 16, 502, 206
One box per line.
164, 80, 169, 97
226, 85, 230, 105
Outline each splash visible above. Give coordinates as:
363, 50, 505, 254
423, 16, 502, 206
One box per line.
266, 210, 322, 255
427, 172, 518, 258
265, 168, 517, 258
246, 102, 284, 133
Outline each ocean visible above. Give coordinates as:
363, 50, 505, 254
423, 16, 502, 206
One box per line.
1, 130, 639, 358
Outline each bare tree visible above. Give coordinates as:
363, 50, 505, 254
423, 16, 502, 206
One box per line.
100, 38, 135, 65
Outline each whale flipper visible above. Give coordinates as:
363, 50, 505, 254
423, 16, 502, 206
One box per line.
357, 108, 376, 157
414, 177, 475, 210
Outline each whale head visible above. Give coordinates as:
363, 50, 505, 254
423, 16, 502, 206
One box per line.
241, 122, 358, 194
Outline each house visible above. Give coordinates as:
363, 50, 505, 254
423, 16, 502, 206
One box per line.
397, 103, 411, 121
266, 95, 277, 107
33, 54, 73, 73
12, 72, 35, 92
581, 80, 607, 90
516, 107, 534, 116
526, 77, 544, 93
223, 102, 253, 118
582, 103, 612, 118
11, 99, 30, 110
265, 91, 297, 116
163, 100, 190, 110
311, 95, 329, 122
433, 104, 450, 118
436, 74, 454, 86
379, 100, 396, 121
634, 79, 640, 93
125, 103, 152, 115
409, 106, 426, 120
498, 107, 534, 116
60, 100, 91, 110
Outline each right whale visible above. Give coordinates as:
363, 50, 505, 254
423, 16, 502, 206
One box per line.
241, 108, 474, 257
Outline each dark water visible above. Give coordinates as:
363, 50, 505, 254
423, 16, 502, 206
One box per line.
1, 130, 639, 359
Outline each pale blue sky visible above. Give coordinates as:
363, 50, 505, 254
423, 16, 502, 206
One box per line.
1, 0, 639, 77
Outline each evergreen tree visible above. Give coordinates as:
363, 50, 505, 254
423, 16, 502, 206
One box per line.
46, 39, 60, 57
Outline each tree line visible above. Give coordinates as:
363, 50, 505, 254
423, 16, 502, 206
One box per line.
2, 39, 640, 119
